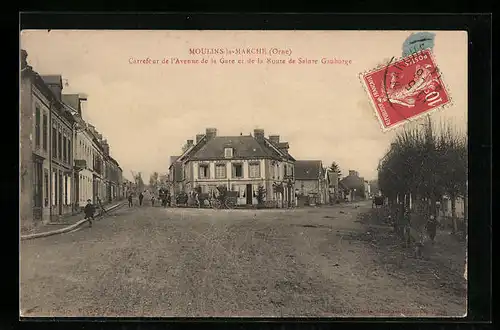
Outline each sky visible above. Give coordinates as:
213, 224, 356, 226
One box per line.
21, 30, 467, 182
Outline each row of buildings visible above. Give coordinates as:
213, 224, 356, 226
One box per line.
20, 50, 125, 229
167, 128, 372, 207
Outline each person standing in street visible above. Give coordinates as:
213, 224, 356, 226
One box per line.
139, 191, 144, 206
128, 193, 133, 207
151, 194, 156, 207
426, 214, 438, 243
84, 199, 96, 227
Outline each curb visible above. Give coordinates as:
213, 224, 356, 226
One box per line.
21, 202, 125, 241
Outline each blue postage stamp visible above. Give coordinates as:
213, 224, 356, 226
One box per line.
402, 32, 436, 57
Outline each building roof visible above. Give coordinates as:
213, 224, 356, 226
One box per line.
295, 160, 322, 180
340, 173, 365, 190
169, 156, 180, 169
188, 136, 286, 161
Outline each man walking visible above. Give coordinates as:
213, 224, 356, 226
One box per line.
139, 191, 144, 206
84, 199, 96, 227
425, 214, 438, 244
128, 193, 133, 207
151, 194, 156, 207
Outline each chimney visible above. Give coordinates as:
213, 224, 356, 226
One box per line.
196, 134, 204, 144
187, 139, 194, 147
102, 140, 110, 155
253, 129, 265, 140
41, 75, 63, 101
206, 128, 217, 140
278, 142, 289, 153
269, 135, 280, 145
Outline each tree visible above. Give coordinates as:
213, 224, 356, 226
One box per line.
159, 173, 168, 186
256, 185, 266, 206
149, 172, 159, 192
436, 124, 467, 233
378, 116, 467, 235
329, 161, 342, 178
134, 172, 145, 192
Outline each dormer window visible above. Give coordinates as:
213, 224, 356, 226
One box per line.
224, 148, 233, 158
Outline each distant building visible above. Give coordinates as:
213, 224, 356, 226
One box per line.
169, 128, 296, 207
339, 170, 366, 201
364, 180, 371, 198
294, 160, 327, 205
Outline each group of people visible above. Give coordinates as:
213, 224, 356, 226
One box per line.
127, 190, 172, 208
390, 204, 439, 244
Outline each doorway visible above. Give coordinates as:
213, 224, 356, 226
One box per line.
246, 184, 253, 205
74, 173, 80, 209
58, 172, 63, 215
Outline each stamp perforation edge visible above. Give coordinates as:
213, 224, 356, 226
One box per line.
359, 48, 455, 133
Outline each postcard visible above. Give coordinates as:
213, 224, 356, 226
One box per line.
20, 30, 467, 318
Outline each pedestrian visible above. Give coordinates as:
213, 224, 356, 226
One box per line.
128, 194, 133, 207
426, 214, 438, 243
139, 191, 144, 206
84, 199, 95, 227
194, 190, 200, 208
166, 193, 171, 207
96, 195, 108, 216
151, 194, 156, 207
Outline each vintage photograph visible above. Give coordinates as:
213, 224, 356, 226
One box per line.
20, 30, 467, 317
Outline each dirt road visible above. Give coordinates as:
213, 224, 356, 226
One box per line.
20, 201, 466, 317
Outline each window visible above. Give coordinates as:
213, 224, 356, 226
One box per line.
52, 171, 57, 205
44, 171, 49, 207
68, 140, 72, 164
35, 107, 41, 147
231, 184, 244, 198
32, 161, 43, 207
224, 148, 233, 158
52, 127, 57, 157
42, 114, 48, 151
63, 136, 67, 162
64, 176, 68, 205
199, 164, 209, 179
232, 163, 243, 178
284, 164, 288, 176
58, 131, 62, 159
249, 163, 261, 178
215, 164, 226, 179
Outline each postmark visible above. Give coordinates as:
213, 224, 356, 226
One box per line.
402, 32, 436, 57
360, 49, 451, 132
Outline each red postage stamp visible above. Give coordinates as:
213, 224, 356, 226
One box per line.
360, 49, 451, 131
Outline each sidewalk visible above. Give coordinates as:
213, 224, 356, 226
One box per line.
21, 201, 126, 237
